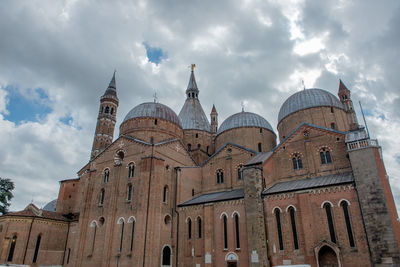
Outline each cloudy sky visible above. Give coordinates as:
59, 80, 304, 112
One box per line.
0, 0, 399, 213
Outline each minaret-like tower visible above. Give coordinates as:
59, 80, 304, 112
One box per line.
210, 104, 218, 133
338, 79, 358, 131
91, 72, 119, 159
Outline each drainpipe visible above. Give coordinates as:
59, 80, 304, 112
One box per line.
22, 217, 35, 264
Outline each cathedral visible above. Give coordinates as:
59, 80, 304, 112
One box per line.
0, 66, 399, 267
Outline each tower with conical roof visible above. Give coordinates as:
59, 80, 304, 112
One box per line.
210, 104, 218, 133
338, 79, 358, 130
90, 72, 119, 159
178, 64, 213, 163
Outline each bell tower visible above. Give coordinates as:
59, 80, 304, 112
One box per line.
210, 104, 218, 133
91, 72, 119, 159
338, 80, 358, 130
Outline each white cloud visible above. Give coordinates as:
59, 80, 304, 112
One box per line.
0, 0, 398, 216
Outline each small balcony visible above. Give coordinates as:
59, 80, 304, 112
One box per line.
346, 139, 379, 151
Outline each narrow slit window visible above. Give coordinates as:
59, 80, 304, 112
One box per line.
32, 234, 41, 263
237, 165, 243, 180
99, 189, 105, 206
258, 142, 262, 152
163, 186, 168, 203
234, 214, 240, 249
216, 169, 224, 184
128, 164, 135, 178
223, 215, 228, 249
127, 185, 132, 201
198, 217, 202, 238
341, 201, 355, 247
289, 207, 299, 249
104, 169, 110, 183
119, 221, 124, 253
324, 203, 336, 243
130, 221, 135, 252
188, 219, 192, 239
7, 235, 17, 262
275, 209, 284, 250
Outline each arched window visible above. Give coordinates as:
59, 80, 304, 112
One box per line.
32, 234, 41, 263
320, 148, 332, 164
127, 184, 132, 201
324, 203, 336, 243
154, 119, 157, 125
99, 189, 105, 206
341, 201, 355, 247
187, 218, 192, 239
191, 189, 194, 196
198, 217, 202, 238
331, 123, 335, 129
7, 235, 17, 262
288, 207, 299, 249
275, 209, 284, 250
130, 220, 135, 252
104, 169, 110, 183
195, 133, 198, 138
237, 164, 243, 180
197, 144, 201, 149
222, 215, 228, 249
292, 154, 303, 170
258, 142, 262, 152
216, 169, 224, 184
105, 106, 110, 113
162, 246, 171, 266
187, 144, 191, 151
234, 214, 240, 249
110, 107, 114, 115
330, 107, 334, 113
163, 186, 168, 203
118, 219, 125, 254
90, 221, 97, 253
128, 163, 135, 178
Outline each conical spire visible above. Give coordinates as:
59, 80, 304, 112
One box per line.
103, 71, 117, 98
339, 79, 349, 92
186, 64, 199, 97
211, 104, 217, 113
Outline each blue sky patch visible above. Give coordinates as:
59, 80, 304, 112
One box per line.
396, 154, 400, 166
143, 42, 167, 64
3, 86, 52, 124
59, 115, 73, 125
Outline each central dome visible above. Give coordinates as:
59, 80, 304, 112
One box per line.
278, 88, 344, 123
123, 102, 181, 127
218, 111, 274, 135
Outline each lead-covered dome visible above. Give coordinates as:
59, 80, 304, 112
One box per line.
123, 102, 181, 127
218, 111, 274, 135
278, 88, 344, 123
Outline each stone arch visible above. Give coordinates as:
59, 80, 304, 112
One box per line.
314, 241, 341, 267
225, 252, 239, 261
117, 217, 125, 224
272, 206, 282, 214
220, 212, 228, 219
90, 220, 98, 228
127, 216, 136, 223
337, 198, 350, 207
321, 200, 334, 209
285, 204, 297, 212
231, 211, 240, 218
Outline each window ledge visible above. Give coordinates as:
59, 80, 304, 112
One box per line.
235, 248, 241, 251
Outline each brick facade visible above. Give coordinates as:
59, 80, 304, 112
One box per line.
1, 73, 399, 267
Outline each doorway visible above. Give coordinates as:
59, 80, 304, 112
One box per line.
318, 245, 339, 267
227, 261, 237, 267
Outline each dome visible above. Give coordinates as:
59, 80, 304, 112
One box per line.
123, 102, 182, 127
278, 88, 345, 123
43, 199, 57, 212
217, 111, 274, 135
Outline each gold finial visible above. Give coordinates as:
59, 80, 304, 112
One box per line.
191, 64, 196, 71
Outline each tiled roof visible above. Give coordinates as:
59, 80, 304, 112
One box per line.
200, 142, 257, 166
6, 207, 69, 221
278, 88, 345, 123
263, 172, 354, 195
246, 152, 273, 166
178, 189, 244, 207
178, 98, 211, 131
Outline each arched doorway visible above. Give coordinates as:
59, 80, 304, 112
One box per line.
318, 245, 339, 267
226, 252, 238, 267
161, 245, 171, 267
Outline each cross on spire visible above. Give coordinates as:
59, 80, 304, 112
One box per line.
241, 101, 245, 112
